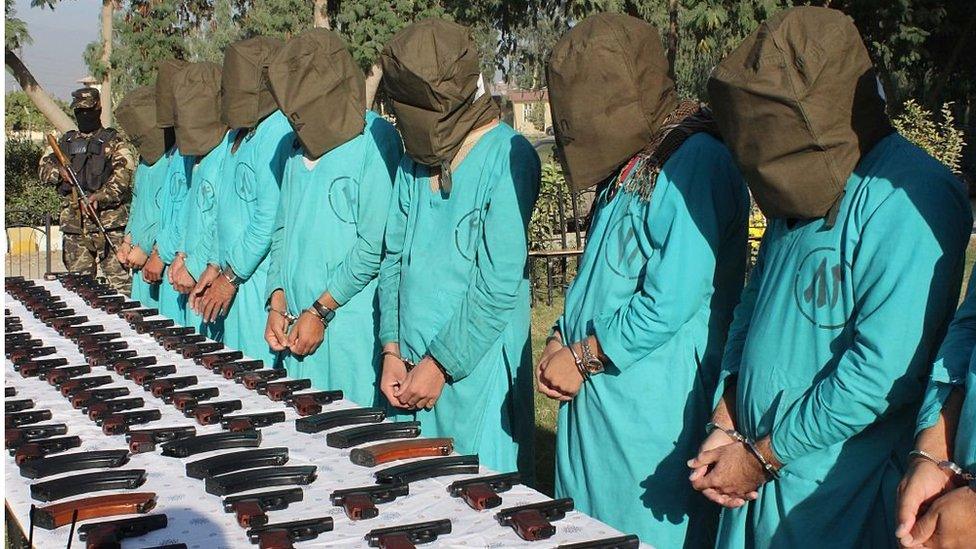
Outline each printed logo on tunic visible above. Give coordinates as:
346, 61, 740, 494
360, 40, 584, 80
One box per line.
328, 176, 359, 224
793, 247, 851, 329
605, 213, 644, 280
454, 210, 481, 261
169, 173, 186, 195
197, 180, 216, 211
234, 163, 257, 202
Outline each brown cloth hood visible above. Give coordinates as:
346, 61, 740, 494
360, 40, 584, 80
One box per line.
222, 36, 284, 130
380, 19, 499, 168
708, 6, 892, 220
547, 13, 677, 192
155, 59, 189, 128
267, 28, 365, 159
173, 62, 227, 156
116, 86, 166, 165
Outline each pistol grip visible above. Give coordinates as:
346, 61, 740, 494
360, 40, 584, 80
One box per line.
234, 500, 267, 528
460, 483, 502, 510
377, 533, 417, 549
295, 399, 321, 417
14, 445, 41, 465
226, 418, 253, 432
257, 530, 294, 549
511, 509, 555, 541
195, 407, 219, 425
343, 493, 379, 520
102, 417, 125, 436
266, 387, 288, 401
128, 433, 155, 454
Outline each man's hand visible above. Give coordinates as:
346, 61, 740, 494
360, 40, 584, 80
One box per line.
901, 485, 976, 548
538, 346, 584, 399
896, 459, 962, 545
116, 239, 132, 266
127, 246, 149, 269
189, 265, 221, 313
142, 249, 164, 283
168, 254, 185, 286
199, 270, 238, 323
380, 343, 409, 409
688, 440, 765, 507
688, 427, 747, 507
288, 311, 325, 356
264, 291, 290, 352
171, 257, 196, 294
537, 333, 572, 400
395, 357, 447, 410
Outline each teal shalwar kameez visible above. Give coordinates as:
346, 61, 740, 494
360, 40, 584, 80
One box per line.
378, 123, 539, 474
266, 112, 402, 405
554, 134, 749, 547
155, 148, 194, 322
716, 134, 972, 548
917, 275, 976, 480
218, 111, 292, 364
125, 154, 171, 307
178, 134, 230, 335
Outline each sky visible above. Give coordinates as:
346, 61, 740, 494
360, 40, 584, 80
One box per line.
5, 0, 102, 101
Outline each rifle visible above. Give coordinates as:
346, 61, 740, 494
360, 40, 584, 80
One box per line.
45, 133, 119, 254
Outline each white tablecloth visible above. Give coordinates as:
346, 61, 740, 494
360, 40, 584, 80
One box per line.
5, 280, 648, 548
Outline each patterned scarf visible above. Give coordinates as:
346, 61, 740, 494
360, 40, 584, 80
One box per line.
612, 100, 720, 202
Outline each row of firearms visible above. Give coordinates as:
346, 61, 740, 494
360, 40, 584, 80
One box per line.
5, 274, 640, 548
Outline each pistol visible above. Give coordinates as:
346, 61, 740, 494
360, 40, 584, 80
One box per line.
447, 472, 519, 510
77, 514, 168, 548
331, 482, 408, 520
246, 517, 333, 548
189, 400, 244, 424
364, 519, 452, 548
101, 409, 163, 435
126, 425, 196, 454
223, 487, 303, 528
495, 498, 575, 541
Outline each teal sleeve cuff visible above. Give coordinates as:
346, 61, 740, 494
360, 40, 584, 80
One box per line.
427, 337, 471, 381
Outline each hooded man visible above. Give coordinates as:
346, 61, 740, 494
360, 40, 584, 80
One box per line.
377, 19, 539, 473
896, 274, 976, 549
115, 85, 174, 307
688, 7, 972, 548
541, 14, 749, 546
165, 61, 230, 335
39, 86, 135, 293
143, 59, 195, 322
263, 28, 403, 405
189, 36, 292, 365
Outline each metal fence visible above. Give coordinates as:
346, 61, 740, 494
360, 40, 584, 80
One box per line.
4, 209, 56, 279
528, 187, 596, 306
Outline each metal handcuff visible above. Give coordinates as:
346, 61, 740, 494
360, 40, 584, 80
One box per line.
909, 450, 976, 482
705, 422, 782, 480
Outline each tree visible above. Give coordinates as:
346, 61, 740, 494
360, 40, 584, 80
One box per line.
5, 91, 71, 134
5, 0, 76, 132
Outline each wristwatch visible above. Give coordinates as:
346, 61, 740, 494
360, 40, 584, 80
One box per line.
221, 268, 241, 287
579, 338, 605, 375
309, 299, 336, 327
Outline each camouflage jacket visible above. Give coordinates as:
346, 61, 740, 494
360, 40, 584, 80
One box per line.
39, 129, 136, 234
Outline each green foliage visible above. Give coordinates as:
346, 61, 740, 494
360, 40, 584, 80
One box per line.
238, 0, 310, 40
893, 100, 966, 174
332, 0, 448, 71
5, 0, 32, 50
5, 91, 71, 133
5, 138, 61, 225
187, 0, 242, 61
529, 161, 568, 251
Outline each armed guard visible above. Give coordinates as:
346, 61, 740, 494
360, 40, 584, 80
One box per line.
39, 87, 135, 293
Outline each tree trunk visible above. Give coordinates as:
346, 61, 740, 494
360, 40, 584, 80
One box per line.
667, 0, 679, 81
99, 0, 113, 127
5, 48, 76, 132
365, 63, 383, 110
313, 0, 330, 28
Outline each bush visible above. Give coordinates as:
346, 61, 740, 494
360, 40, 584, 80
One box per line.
893, 100, 966, 174
5, 137, 61, 226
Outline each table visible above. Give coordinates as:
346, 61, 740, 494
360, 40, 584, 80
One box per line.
5, 279, 647, 548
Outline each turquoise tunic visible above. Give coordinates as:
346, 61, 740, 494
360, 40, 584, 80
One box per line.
155, 148, 194, 322
266, 112, 402, 405
125, 154, 171, 308
917, 274, 976, 474
378, 122, 540, 474
716, 133, 972, 549
217, 111, 292, 364
554, 133, 749, 547
178, 134, 230, 335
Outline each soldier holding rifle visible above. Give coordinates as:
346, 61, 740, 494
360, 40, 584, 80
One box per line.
39, 87, 135, 293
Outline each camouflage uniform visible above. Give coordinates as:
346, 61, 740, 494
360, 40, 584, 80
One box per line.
39, 88, 136, 294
